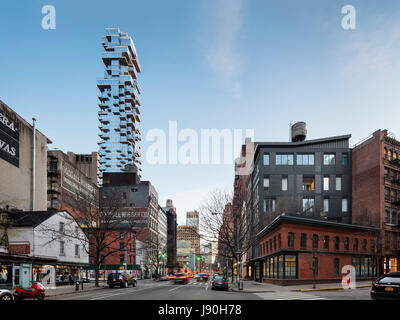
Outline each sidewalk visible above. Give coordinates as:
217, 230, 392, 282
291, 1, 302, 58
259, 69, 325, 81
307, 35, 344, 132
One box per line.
230, 280, 372, 293
46, 282, 108, 297
45, 278, 155, 297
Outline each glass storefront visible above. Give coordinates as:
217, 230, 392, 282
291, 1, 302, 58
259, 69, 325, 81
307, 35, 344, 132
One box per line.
263, 255, 297, 279
384, 257, 399, 273
352, 256, 377, 278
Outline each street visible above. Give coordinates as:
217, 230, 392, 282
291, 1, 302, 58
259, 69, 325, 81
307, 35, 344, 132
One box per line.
47, 279, 373, 300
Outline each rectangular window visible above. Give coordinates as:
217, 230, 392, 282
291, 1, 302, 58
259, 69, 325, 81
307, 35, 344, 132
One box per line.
282, 177, 288, 191
312, 234, 318, 249
288, 232, 295, 248
344, 237, 349, 251
334, 236, 340, 251
120, 242, 124, 250
303, 198, 314, 213
323, 177, 330, 191
342, 153, 349, 166
273, 237, 277, 251
120, 255, 125, 264
300, 233, 307, 249
336, 177, 342, 191
60, 241, 65, 256
75, 244, 79, 257
353, 238, 359, 251
264, 199, 276, 213
278, 234, 281, 249
297, 154, 315, 166
362, 239, 367, 251
276, 154, 294, 166
342, 198, 348, 212
285, 255, 297, 279
323, 235, 329, 249
263, 154, 270, 165
263, 177, 270, 189
59, 222, 64, 233
302, 177, 315, 191
120, 232, 124, 240
324, 199, 329, 214
324, 154, 336, 165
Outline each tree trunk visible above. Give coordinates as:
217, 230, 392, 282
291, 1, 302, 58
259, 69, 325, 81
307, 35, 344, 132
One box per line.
95, 265, 100, 287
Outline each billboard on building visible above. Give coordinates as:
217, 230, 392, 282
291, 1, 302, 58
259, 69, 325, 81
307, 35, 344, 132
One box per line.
0, 105, 19, 167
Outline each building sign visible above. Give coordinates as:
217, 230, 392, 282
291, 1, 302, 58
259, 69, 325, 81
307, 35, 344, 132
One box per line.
0, 105, 20, 167
8, 244, 30, 255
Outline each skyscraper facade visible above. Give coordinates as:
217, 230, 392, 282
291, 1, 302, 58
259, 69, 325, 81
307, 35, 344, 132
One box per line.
186, 211, 199, 229
97, 28, 142, 183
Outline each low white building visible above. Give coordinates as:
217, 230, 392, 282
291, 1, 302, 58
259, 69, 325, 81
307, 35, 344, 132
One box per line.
0, 210, 89, 288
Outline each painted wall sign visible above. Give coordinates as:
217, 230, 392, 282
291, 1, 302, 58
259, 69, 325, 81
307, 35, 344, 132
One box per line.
0, 105, 20, 167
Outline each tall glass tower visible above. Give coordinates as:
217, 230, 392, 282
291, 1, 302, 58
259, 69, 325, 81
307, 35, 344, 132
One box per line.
97, 28, 142, 183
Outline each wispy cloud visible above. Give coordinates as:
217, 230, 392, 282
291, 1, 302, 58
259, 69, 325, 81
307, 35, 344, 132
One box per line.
336, 17, 400, 78
205, 0, 243, 97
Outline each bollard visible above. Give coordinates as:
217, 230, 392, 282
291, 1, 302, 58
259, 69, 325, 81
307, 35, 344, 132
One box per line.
81, 281, 84, 290
75, 281, 79, 291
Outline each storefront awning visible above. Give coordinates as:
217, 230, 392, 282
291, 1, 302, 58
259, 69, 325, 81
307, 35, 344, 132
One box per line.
83, 264, 141, 271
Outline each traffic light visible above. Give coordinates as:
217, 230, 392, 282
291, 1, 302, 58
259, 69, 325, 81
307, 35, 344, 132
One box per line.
196, 256, 201, 261
161, 253, 166, 259
149, 259, 153, 263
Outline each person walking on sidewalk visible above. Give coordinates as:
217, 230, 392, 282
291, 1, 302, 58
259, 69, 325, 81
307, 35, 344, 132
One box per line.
69, 274, 74, 286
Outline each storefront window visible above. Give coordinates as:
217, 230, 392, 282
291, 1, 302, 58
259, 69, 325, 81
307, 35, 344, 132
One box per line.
285, 255, 296, 279
273, 257, 277, 278
279, 255, 284, 279
0, 264, 12, 289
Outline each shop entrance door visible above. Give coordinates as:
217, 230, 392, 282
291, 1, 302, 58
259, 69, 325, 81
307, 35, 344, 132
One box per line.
13, 265, 20, 288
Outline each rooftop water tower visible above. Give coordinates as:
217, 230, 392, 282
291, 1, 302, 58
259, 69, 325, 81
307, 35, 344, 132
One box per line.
291, 122, 307, 142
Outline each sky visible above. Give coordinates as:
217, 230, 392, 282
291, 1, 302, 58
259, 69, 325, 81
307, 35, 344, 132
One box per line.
1, 0, 400, 225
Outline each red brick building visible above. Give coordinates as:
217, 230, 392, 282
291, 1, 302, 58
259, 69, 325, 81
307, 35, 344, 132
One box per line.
352, 129, 400, 274
255, 215, 378, 285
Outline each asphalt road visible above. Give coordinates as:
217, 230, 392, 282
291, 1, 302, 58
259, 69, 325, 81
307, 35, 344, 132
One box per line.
48, 279, 373, 300
49, 279, 260, 300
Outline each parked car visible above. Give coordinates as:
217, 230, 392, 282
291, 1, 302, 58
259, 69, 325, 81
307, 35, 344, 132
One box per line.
107, 273, 137, 288
174, 273, 189, 284
211, 275, 229, 291
196, 273, 209, 282
371, 272, 400, 300
168, 274, 176, 280
0, 289, 13, 300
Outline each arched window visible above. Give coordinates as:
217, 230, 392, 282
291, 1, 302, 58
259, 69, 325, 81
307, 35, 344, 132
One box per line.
334, 258, 340, 276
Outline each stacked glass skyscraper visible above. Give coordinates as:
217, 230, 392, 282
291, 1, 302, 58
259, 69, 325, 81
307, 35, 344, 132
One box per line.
97, 28, 142, 183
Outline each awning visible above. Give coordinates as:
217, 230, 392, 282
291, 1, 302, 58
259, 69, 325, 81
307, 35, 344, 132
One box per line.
83, 264, 141, 271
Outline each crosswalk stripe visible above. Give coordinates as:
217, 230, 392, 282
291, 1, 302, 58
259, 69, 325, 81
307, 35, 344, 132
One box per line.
254, 292, 328, 300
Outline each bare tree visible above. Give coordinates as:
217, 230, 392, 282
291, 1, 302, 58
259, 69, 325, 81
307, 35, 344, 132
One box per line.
199, 188, 254, 282
39, 189, 142, 287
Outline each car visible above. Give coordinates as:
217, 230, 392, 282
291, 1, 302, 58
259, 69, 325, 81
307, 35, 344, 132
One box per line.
371, 272, 400, 300
211, 275, 229, 291
174, 273, 189, 284
168, 274, 176, 280
158, 275, 169, 281
107, 272, 137, 288
196, 273, 209, 282
0, 289, 13, 300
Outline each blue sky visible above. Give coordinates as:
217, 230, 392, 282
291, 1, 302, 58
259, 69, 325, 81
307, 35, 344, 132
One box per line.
1, 0, 400, 224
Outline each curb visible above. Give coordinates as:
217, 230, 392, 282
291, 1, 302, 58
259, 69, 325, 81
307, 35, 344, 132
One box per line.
300, 284, 372, 293
230, 284, 372, 293
47, 286, 108, 297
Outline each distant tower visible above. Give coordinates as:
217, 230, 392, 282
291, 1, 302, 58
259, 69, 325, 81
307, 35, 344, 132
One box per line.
97, 28, 142, 184
186, 211, 199, 229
